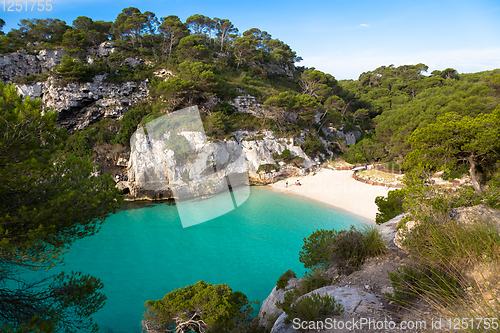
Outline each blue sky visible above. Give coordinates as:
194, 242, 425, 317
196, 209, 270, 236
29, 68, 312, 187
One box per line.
1, 0, 499, 79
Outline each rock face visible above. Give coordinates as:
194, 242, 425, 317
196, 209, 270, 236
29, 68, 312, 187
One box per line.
322, 126, 362, 146
128, 130, 248, 200
236, 131, 314, 174
16, 75, 149, 131
269, 286, 382, 333
259, 278, 300, 329
125, 128, 315, 200
393, 220, 417, 251
0, 49, 66, 82
450, 204, 500, 226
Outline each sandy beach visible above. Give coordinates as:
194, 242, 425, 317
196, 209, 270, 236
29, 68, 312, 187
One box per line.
266, 169, 392, 223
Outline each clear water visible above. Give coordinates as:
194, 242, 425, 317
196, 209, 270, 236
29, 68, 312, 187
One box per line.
49, 187, 367, 332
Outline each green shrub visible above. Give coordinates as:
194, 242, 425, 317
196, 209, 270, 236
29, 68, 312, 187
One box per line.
406, 218, 500, 272
257, 164, 278, 173
66, 118, 119, 157
300, 268, 331, 292
299, 226, 386, 274
212, 102, 235, 116
277, 268, 331, 314
299, 229, 336, 269
442, 164, 469, 180
276, 270, 297, 291
283, 293, 343, 327
105, 64, 153, 84
375, 189, 405, 224
13, 73, 50, 85
280, 149, 292, 160
144, 281, 255, 333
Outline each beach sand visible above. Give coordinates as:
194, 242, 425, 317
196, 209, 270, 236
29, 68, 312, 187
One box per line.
266, 169, 392, 223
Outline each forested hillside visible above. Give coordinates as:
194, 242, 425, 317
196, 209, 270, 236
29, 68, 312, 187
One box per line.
1, 7, 499, 170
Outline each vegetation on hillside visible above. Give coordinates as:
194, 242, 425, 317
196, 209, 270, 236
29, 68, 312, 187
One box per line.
0, 84, 122, 331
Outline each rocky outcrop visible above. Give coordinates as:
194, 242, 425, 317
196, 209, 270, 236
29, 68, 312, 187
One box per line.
124, 128, 316, 200
127, 128, 248, 200
229, 94, 264, 117
322, 126, 362, 146
0, 49, 66, 82
450, 204, 500, 226
236, 131, 314, 174
16, 75, 149, 131
259, 278, 300, 329
379, 204, 500, 252
377, 214, 406, 250
269, 286, 382, 333
393, 220, 417, 251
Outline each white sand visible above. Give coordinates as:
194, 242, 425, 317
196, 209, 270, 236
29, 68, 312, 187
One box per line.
266, 169, 392, 223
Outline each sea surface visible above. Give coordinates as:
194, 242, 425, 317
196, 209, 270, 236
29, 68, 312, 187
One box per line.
48, 186, 367, 332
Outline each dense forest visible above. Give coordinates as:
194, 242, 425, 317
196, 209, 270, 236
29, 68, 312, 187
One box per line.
1, 7, 500, 332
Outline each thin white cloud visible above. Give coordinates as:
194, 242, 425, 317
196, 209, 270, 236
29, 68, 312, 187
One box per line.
360, 24, 370, 27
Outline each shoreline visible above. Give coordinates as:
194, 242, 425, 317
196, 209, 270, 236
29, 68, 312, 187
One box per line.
265, 169, 392, 223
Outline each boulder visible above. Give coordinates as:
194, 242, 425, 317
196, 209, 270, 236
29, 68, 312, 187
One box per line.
96, 42, 115, 57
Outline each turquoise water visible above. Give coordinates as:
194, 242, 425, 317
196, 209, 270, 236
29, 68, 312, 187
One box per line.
51, 187, 367, 332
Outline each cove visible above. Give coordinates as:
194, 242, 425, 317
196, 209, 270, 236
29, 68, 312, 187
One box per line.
52, 187, 367, 332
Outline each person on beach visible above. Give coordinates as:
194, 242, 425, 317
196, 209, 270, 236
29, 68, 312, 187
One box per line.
286, 180, 288, 188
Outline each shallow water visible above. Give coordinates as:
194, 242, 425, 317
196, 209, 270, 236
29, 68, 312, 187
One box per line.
51, 187, 367, 332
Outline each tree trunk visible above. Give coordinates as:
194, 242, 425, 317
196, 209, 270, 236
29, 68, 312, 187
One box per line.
468, 154, 482, 193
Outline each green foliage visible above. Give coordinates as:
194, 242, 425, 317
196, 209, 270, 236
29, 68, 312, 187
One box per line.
144, 281, 256, 333
387, 266, 461, 306
65, 119, 119, 157
111, 103, 152, 146
205, 111, 233, 137
0, 83, 121, 331
406, 108, 500, 193
56, 55, 87, 83
105, 64, 153, 84
299, 69, 337, 103
12, 73, 50, 85
299, 226, 386, 274
276, 270, 297, 290
299, 229, 336, 269
301, 134, 324, 158
277, 268, 332, 317
283, 293, 343, 327
375, 189, 405, 224
212, 102, 235, 115
257, 163, 278, 173
340, 67, 500, 162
